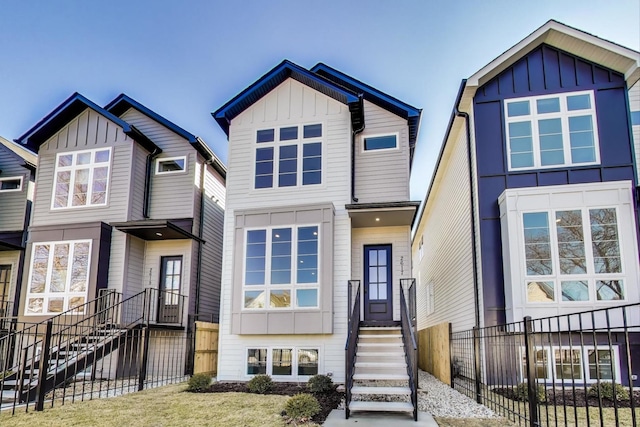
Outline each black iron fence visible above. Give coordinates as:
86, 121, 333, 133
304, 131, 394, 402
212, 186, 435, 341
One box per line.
451, 303, 639, 427
0, 288, 190, 416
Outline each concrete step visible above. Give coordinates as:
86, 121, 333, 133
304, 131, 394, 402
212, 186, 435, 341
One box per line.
353, 373, 409, 381
355, 362, 406, 369
359, 334, 401, 339
356, 355, 405, 364
1, 378, 38, 387
349, 400, 414, 413
360, 326, 401, 332
351, 386, 411, 396
358, 336, 403, 344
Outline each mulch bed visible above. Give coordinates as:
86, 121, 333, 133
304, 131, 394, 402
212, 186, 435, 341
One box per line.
207, 382, 344, 423
492, 387, 640, 408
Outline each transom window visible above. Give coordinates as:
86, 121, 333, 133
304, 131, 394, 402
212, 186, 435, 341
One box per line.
244, 225, 319, 309
254, 124, 322, 189
505, 91, 599, 170
52, 148, 111, 209
25, 240, 91, 315
156, 156, 186, 175
246, 347, 319, 377
363, 134, 398, 151
0, 176, 23, 192
521, 346, 620, 383
522, 207, 624, 304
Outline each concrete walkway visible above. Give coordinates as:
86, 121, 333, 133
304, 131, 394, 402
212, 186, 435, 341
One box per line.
323, 409, 439, 426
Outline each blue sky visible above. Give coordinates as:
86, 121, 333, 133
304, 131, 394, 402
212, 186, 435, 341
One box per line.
1, 0, 638, 200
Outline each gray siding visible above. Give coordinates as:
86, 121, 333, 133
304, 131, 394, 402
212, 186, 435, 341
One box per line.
124, 235, 145, 297
129, 144, 148, 221
355, 101, 410, 203
120, 109, 195, 221
32, 109, 135, 226
0, 145, 30, 231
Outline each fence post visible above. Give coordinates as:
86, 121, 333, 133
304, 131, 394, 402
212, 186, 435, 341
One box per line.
449, 323, 454, 388
472, 326, 481, 404
35, 320, 53, 411
523, 316, 539, 427
137, 327, 151, 391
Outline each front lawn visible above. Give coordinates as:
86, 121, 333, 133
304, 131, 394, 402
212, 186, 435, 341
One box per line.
2, 383, 292, 427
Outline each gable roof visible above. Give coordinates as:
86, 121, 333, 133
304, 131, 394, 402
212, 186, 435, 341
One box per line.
15, 92, 159, 154
0, 135, 37, 169
311, 63, 422, 157
459, 19, 640, 111
105, 94, 226, 179
212, 59, 364, 136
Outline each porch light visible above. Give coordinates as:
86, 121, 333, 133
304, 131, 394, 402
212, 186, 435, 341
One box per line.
156, 232, 163, 237
375, 218, 380, 222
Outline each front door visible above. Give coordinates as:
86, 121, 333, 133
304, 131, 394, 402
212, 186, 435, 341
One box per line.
158, 256, 182, 323
364, 245, 392, 321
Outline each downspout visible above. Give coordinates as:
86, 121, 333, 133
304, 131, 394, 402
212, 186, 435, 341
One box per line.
143, 148, 161, 218
351, 97, 365, 203
454, 101, 481, 329
194, 159, 211, 320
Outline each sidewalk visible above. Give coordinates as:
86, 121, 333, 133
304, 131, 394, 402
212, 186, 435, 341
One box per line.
323, 409, 439, 426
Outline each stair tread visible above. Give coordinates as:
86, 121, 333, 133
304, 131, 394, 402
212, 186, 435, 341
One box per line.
355, 362, 407, 368
358, 342, 403, 347
353, 373, 409, 380
359, 326, 401, 330
349, 401, 414, 412
357, 352, 404, 357
359, 334, 401, 338
351, 386, 411, 395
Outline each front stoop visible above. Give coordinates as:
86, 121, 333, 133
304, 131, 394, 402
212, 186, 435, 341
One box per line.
349, 326, 415, 416
325, 410, 439, 426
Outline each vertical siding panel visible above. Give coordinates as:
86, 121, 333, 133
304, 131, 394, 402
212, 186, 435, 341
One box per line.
498, 69, 514, 96
593, 65, 610, 84
77, 111, 89, 148
86, 110, 99, 146
559, 53, 577, 88
512, 59, 529, 94
527, 48, 545, 92
302, 87, 316, 117
575, 59, 594, 86
542, 46, 561, 90
277, 80, 291, 120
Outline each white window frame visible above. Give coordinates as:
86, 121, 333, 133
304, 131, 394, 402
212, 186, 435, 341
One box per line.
521, 206, 626, 305
0, 176, 23, 192
242, 224, 320, 311
253, 123, 324, 190
520, 345, 621, 384
505, 90, 600, 171
245, 346, 321, 379
51, 147, 112, 210
25, 239, 92, 316
155, 156, 187, 175
361, 132, 399, 153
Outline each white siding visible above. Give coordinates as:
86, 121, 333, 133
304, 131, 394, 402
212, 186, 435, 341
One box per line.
412, 121, 476, 333
629, 81, 640, 182
355, 101, 410, 203
351, 226, 411, 321
217, 78, 352, 382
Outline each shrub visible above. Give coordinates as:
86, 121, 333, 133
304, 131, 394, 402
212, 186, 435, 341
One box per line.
284, 393, 321, 423
186, 373, 211, 392
588, 382, 630, 401
307, 374, 334, 394
248, 374, 273, 394
514, 382, 547, 403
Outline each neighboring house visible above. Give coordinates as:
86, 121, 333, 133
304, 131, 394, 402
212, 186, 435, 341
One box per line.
212, 59, 421, 396
0, 136, 36, 317
412, 21, 640, 383
14, 93, 226, 326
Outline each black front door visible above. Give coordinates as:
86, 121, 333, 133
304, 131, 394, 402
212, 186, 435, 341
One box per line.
0, 265, 10, 316
364, 245, 392, 321
158, 256, 182, 323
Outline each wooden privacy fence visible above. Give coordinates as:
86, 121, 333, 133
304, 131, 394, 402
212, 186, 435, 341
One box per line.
194, 321, 219, 375
417, 322, 451, 385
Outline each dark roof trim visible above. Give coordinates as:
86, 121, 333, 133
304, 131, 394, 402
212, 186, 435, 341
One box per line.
15, 92, 159, 154
111, 219, 204, 243
413, 79, 467, 233
0, 231, 25, 250
212, 60, 362, 136
311, 63, 422, 163
105, 94, 226, 179
345, 201, 421, 210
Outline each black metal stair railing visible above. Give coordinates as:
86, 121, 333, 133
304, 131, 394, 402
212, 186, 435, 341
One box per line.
400, 278, 418, 422
344, 280, 361, 419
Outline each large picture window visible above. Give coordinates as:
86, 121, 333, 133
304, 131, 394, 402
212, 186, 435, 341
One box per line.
523, 207, 624, 304
246, 347, 319, 377
521, 346, 620, 383
244, 225, 319, 310
52, 148, 112, 209
25, 240, 91, 315
505, 91, 599, 170
254, 124, 322, 189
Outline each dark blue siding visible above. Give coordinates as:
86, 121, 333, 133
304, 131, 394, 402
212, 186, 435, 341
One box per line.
474, 44, 637, 326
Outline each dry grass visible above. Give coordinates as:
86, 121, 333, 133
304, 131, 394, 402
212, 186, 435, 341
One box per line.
1, 383, 294, 427
435, 418, 517, 427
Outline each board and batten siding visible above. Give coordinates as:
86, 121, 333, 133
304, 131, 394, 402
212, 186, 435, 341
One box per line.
351, 226, 411, 321
217, 78, 353, 382
120, 108, 196, 221
123, 235, 145, 297
0, 146, 30, 232
355, 101, 410, 203
630, 81, 640, 182
31, 108, 135, 226
412, 121, 476, 333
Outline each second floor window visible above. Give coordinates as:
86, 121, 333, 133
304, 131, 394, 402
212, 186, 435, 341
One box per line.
52, 148, 112, 209
254, 124, 322, 189
505, 91, 599, 171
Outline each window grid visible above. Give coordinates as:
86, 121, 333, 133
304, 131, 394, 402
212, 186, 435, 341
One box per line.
243, 225, 319, 310
523, 207, 625, 305
52, 148, 112, 209
254, 124, 322, 189
505, 91, 599, 171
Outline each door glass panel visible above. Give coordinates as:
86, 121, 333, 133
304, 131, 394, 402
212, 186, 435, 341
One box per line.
369, 283, 378, 299
378, 284, 387, 300
378, 250, 387, 266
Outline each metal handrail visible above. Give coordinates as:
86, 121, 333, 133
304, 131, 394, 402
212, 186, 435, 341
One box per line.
344, 280, 361, 419
400, 278, 418, 421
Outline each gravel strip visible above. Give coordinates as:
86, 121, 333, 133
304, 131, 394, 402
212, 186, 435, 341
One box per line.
417, 370, 498, 418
